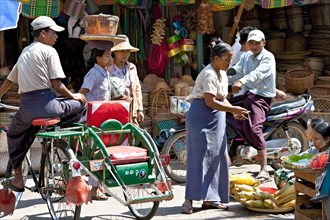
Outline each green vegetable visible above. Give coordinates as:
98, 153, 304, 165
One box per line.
284, 153, 314, 163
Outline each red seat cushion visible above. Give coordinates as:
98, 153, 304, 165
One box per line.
32, 117, 61, 126
94, 146, 149, 165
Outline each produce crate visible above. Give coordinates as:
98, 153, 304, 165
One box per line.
293, 169, 327, 220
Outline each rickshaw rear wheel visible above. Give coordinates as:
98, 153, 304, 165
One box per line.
124, 184, 160, 220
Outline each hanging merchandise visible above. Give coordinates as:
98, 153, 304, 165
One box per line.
116, 0, 138, 6
160, 0, 195, 6
172, 16, 188, 39
177, 4, 198, 31
127, 0, 153, 9
148, 18, 169, 77
63, 0, 86, 19
21, 0, 63, 18
150, 18, 166, 45
197, 0, 215, 34
209, 0, 240, 11
95, 0, 116, 5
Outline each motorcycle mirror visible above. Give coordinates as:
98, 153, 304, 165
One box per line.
227, 68, 236, 76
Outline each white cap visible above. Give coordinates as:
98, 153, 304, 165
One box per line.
247, 30, 265, 42
31, 16, 64, 32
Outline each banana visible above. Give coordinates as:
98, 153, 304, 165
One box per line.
236, 184, 255, 192
245, 200, 255, 207
253, 200, 265, 208
280, 199, 296, 208
264, 199, 279, 209
274, 185, 295, 199
253, 192, 263, 200
261, 192, 278, 205
276, 193, 296, 205
237, 191, 255, 200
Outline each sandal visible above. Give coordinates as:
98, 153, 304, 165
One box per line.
202, 202, 229, 210
91, 192, 108, 201
256, 173, 270, 183
1, 178, 25, 192
181, 200, 193, 214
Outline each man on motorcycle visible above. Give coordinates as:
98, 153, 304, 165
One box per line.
227, 29, 276, 181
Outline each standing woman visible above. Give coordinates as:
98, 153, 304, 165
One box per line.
109, 35, 144, 126
182, 38, 249, 214
78, 41, 112, 200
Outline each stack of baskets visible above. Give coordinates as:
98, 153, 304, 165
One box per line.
308, 85, 330, 123
304, 57, 324, 79
285, 64, 314, 95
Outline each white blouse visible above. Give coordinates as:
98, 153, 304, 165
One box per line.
191, 64, 228, 101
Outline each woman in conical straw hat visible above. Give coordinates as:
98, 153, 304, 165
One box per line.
109, 35, 144, 126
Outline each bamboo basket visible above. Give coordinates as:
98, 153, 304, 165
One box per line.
304, 57, 324, 72
309, 4, 330, 27
285, 69, 314, 95
308, 85, 330, 99
309, 98, 330, 123
315, 76, 330, 85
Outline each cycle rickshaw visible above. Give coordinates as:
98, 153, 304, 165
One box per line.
2, 102, 173, 220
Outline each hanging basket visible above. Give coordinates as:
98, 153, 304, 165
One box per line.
285, 69, 314, 95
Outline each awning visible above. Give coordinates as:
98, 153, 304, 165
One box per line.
210, 0, 319, 10
0, 0, 21, 31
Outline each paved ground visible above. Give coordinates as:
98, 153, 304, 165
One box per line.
1, 165, 294, 220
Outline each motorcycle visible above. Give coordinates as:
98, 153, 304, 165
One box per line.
161, 94, 314, 183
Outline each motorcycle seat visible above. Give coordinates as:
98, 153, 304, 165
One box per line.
268, 96, 306, 116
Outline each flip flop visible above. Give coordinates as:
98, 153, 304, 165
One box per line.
181, 201, 193, 214
255, 175, 270, 183
1, 178, 25, 192
201, 202, 229, 210
91, 192, 108, 201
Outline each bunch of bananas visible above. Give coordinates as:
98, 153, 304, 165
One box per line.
151, 18, 167, 45
274, 185, 296, 208
230, 181, 296, 210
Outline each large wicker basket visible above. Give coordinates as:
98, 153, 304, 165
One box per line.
309, 98, 330, 123
285, 69, 314, 95
308, 85, 330, 98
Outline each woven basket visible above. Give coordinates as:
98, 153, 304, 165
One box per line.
315, 76, 330, 85
310, 4, 330, 27
308, 85, 330, 98
304, 57, 324, 72
285, 69, 314, 95
287, 14, 304, 33
307, 97, 329, 130
266, 38, 285, 55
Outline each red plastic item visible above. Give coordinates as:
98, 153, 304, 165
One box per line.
258, 187, 278, 195
87, 100, 130, 128
66, 176, 92, 205
0, 189, 15, 216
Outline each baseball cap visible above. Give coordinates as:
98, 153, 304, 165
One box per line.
247, 30, 265, 42
31, 16, 64, 32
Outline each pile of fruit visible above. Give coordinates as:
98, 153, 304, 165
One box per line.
230, 173, 296, 210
